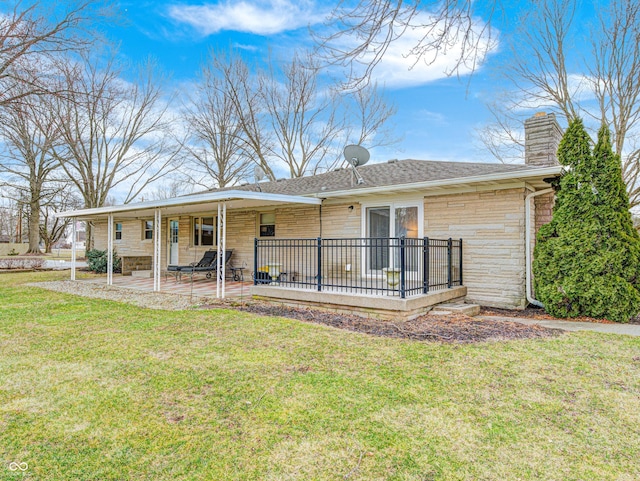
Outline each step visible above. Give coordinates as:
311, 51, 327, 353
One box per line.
131, 269, 153, 278
431, 302, 480, 317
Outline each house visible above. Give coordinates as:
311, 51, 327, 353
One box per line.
59, 113, 564, 319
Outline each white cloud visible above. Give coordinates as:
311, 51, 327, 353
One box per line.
345, 11, 498, 89
167, 0, 324, 36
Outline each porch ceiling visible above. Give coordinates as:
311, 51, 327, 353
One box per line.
56, 190, 322, 220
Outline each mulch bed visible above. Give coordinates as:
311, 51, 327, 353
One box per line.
222, 303, 564, 343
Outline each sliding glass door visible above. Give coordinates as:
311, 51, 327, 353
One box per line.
365, 203, 421, 274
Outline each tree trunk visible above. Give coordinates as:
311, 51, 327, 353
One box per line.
26, 198, 42, 254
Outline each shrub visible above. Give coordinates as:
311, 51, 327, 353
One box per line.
86, 249, 122, 274
533, 120, 640, 322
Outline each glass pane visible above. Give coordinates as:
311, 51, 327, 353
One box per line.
144, 221, 153, 240
395, 206, 418, 238
170, 220, 179, 243
367, 207, 390, 270
260, 213, 275, 224
260, 224, 275, 237
193, 218, 200, 246
202, 217, 214, 246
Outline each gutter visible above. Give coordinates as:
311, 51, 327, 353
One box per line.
525, 187, 554, 308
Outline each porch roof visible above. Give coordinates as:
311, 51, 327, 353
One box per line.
57, 190, 322, 220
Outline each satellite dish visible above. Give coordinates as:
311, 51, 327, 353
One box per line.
344, 144, 370, 167
254, 165, 266, 182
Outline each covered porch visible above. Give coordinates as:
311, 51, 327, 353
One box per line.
58, 190, 323, 299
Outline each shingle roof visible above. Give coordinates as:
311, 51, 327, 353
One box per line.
206, 159, 542, 196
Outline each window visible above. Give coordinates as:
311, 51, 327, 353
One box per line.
143, 220, 153, 240
193, 216, 216, 246
259, 212, 276, 237
115, 222, 122, 240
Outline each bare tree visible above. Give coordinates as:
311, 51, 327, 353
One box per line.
314, 0, 496, 89
39, 185, 79, 253
214, 51, 277, 181
0, 88, 62, 253
0, 1, 107, 107
182, 52, 252, 188
482, 0, 640, 207
260, 52, 344, 177
52, 53, 179, 248
343, 81, 399, 148
199, 50, 399, 180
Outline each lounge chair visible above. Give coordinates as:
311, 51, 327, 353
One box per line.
167, 249, 234, 281
166, 250, 217, 281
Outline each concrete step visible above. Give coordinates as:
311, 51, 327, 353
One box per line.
431, 302, 480, 317
131, 269, 153, 278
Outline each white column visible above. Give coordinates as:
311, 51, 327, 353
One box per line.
216, 202, 227, 299
71, 220, 76, 281
107, 214, 113, 285
153, 208, 162, 292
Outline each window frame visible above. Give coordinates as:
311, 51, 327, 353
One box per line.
114, 222, 122, 241
142, 220, 153, 240
258, 212, 276, 237
193, 215, 217, 247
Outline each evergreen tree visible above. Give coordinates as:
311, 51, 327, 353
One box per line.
533, 119, 640, 322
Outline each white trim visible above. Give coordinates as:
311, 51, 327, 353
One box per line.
107, 214, 113, 286
153, 208, 162, 292
57, 190, 322, 219
71, 222, 76, 281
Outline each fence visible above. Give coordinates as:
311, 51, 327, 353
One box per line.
254, 237, 462, 298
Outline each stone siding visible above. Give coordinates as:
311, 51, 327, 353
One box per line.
424, 188, 527, 309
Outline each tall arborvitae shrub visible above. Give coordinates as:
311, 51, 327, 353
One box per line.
533, 119, 640, 322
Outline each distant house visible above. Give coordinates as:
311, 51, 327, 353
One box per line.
60, 113, 563, 318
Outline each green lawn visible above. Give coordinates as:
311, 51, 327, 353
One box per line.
1, 271, 639, 480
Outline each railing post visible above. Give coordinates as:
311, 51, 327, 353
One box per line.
447, 237, 452, 288
253, 238, 258, 286
423, 237, 429, 294
400, 236, 406, 299
459, 238, 463, 285
317, 236, 322, 292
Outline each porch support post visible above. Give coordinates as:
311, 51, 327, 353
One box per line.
217, 202, 227, 299
107, 213, 113, 285
71, 220, 76, 281
153, 208, 162, 292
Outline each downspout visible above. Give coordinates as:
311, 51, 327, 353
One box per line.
525, 188, 554, 307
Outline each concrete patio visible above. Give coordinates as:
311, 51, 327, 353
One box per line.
85, 274, 253, 299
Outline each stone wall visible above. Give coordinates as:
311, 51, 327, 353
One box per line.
92, 192, 530, 309
121, 256, 152, 275
424, 188, 528, 309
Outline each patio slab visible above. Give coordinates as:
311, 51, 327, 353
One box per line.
85, 275, 253, 299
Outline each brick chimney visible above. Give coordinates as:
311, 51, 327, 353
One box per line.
524, 112, 563, 167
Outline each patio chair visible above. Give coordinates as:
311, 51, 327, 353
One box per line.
166, 250, 217, 281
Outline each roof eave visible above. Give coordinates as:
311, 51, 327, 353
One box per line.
56, 190, 322, 219
315, 165, 564, 199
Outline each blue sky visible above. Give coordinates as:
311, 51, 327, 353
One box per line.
96, 0, 519, 165
87, 0, 577, 169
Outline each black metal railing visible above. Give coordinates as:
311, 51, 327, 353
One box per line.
254, 237, 462, 298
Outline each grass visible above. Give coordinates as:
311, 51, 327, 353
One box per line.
1, 271, 639, 480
